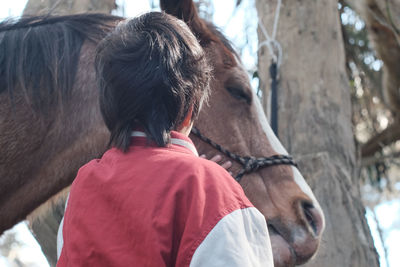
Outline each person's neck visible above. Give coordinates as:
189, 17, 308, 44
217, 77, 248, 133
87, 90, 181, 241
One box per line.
176, 122, 193, 137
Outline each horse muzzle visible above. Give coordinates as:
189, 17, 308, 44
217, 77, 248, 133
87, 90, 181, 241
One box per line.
267, 201, 324, 266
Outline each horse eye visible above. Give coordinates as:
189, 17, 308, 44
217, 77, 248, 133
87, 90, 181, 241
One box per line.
226, 87, 251, 104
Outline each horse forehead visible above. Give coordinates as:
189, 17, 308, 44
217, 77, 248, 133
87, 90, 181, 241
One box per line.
203, 42, 235, 69
232, 55, 252, 81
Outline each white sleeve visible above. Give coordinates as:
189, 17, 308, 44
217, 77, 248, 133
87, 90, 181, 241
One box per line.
189, 207, 274, 267
57, 194, 69, 260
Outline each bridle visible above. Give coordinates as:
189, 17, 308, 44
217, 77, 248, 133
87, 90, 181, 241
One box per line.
191, 127, 298, 182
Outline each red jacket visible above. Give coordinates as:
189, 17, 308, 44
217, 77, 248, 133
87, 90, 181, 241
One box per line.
57, 131, 273, 266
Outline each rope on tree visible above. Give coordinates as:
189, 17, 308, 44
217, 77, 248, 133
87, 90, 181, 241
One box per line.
257, 0, 282, 136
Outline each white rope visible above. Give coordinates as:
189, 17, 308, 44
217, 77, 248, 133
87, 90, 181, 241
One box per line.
257, 0, 283, 68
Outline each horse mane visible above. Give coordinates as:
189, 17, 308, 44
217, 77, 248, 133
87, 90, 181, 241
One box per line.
202, 22, 239, 68
0, 13, 122, 111
205, 22, 238, 58
0, 12, 237, 112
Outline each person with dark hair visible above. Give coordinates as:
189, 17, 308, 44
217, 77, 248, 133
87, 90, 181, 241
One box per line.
57, 12, 273, 267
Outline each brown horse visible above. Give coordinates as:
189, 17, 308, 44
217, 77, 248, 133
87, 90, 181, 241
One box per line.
0, 1, 325, 266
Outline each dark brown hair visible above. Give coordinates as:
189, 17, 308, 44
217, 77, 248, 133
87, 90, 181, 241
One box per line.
95, 12, 211, 151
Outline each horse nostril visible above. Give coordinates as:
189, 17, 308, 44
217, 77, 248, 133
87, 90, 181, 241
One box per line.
301, 201, 322, 237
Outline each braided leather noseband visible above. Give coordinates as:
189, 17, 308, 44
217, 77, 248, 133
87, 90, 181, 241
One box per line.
191, 127, 298, 182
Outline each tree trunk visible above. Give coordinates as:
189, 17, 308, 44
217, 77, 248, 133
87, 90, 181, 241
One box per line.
256, 0, 380, 266
22, 1, 116, 266
23, 0, 116, 16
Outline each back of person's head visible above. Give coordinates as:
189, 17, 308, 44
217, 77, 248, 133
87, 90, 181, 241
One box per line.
95, 12, 211, 151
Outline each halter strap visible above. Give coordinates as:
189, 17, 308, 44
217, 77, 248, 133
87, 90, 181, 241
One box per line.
191, 127, 298, 182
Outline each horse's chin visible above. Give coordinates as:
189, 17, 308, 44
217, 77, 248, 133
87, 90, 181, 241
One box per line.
269, 231, 296, 267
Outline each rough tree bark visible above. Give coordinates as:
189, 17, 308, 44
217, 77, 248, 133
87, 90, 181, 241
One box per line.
22, 1, 115, 266
23, 0, 116, 16
256, 0, 380, 266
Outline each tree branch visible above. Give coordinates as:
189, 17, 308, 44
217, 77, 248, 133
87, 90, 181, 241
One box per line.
361, 150, 400, 166
361, 119, 400, 157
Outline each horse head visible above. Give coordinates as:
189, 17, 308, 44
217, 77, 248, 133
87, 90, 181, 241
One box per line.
161, 1, 325, 266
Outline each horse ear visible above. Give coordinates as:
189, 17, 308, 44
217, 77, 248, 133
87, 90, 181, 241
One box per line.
160, 0, 197, 23
160, 0, 213, 44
